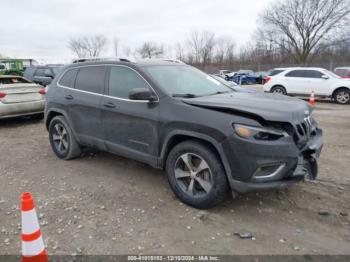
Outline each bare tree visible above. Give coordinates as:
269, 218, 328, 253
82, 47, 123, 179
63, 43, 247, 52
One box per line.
137, 42, 164, 58
174, 42, 185, 61
113, 37, 119, 57
187, 31, 216, 64
69, 35, 108, 58
214, 37, 236, 65
258, 0, 350, 64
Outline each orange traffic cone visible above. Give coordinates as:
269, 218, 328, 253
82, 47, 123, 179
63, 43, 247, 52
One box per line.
309, 90, 315, 106
21, 192, 48, 262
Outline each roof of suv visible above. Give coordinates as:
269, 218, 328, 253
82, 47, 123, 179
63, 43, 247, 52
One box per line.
68, 58, 185, 68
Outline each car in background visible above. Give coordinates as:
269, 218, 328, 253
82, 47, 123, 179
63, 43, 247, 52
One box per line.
24, 65, 64, 86
228, 72, 260, 85
0, 75, 46, 119
264, 67, 350, 104
210, 75, 257, 93
334, 67, 350, 79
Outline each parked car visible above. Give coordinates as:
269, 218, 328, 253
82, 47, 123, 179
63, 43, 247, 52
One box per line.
334, 67, 350, 79
0, 75, 46, 119
24, 65, 64, 86
228, 73, 260, 85
210, 74, 257, 93
45, 60, 323, 209
264, 67, 350, 104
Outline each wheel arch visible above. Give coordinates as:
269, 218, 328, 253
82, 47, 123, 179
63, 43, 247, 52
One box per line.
332, 87, 350, 98
45, 109, 72, 131
159, 130, 232, 179
271, 85, 287, 93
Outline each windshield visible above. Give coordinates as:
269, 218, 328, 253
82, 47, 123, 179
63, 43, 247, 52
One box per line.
144, 65, 232, 97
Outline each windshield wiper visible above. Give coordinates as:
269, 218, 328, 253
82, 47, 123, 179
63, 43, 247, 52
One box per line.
205, 91, 232, 96
172, 93, 198, 98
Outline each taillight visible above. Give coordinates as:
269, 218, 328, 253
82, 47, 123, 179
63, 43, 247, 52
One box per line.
0, 92, 6, 98
264, 76, 271, 84
38, 88, 46, 95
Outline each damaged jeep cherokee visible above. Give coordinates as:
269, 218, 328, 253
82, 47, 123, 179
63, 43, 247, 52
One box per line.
45, 60, 323, 209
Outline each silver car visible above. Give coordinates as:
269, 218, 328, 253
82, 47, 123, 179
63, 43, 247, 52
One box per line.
0, 75, 46, 119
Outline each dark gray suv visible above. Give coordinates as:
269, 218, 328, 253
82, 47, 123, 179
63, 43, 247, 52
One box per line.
45, 59, 323, 209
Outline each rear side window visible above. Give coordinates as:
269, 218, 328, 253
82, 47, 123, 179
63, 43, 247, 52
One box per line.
24, 67, 35, 78
269, 70, 285, 76
75, 66, 106, 94
59, 69, 78, 88
108, 66, 150, 99
34, 68, 45, 77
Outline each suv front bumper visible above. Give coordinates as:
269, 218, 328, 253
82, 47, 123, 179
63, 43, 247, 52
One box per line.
222, 128, 323, 194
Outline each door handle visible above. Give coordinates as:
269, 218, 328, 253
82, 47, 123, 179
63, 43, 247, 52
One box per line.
65, 94, 74, 100
103, 102, 116, 108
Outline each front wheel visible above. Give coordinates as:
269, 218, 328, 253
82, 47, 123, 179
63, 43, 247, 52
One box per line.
334, 88, 350, 104
166, 140, 229, 209
49, 116, 81, 160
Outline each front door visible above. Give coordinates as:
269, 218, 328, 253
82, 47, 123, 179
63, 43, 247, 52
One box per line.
101, 65, 160, 166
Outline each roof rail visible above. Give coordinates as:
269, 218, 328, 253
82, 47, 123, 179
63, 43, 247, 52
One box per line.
71, 57, 136, 64
159, 59, 185, 64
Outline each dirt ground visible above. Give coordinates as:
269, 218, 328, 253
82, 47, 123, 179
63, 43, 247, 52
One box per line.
0, 98, 349, 255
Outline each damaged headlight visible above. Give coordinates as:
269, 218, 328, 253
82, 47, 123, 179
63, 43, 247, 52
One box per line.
234, 124, 289, 141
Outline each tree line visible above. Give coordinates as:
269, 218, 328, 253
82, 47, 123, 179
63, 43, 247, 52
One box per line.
68, 0, 350, 72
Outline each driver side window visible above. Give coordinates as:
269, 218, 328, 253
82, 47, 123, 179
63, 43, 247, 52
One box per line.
108, 66, 150, 99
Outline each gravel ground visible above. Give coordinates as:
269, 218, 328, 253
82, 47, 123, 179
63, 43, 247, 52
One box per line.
0, 99, 349, 255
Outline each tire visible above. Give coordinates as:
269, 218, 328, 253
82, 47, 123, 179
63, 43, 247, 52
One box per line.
48, 115, 81, 160
334, 88, 350, 104
165, 140, 229, 209
271, 86, 287, 95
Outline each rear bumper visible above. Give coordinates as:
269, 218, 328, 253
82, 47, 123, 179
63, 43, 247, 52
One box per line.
0, 100, 45, 119
222, 129, 323, 193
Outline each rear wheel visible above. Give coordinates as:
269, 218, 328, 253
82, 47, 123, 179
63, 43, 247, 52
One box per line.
166, 140, 229, 209
334, 88, 350, 104
271, 86, 287, 95
49, 116, 81, 160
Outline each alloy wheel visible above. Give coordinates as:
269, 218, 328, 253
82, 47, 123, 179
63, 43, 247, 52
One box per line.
272, 88, 285, 94
174, 153, 213, 197
336, 91, 350, 104
52, 123, 69, 154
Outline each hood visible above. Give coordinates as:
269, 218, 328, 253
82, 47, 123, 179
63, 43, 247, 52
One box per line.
183, 92, 311, 123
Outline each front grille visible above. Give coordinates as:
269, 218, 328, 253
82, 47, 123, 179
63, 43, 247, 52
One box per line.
293, 116, 317, 148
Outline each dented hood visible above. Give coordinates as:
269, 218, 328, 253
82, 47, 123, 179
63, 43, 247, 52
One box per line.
183, 92, 312, 122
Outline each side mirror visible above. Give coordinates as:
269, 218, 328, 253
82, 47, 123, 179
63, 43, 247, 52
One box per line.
129, 88, 157, 101
321, 75, 329, 80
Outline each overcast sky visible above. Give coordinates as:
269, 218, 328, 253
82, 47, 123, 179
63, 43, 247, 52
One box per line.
1, 0, 271, 63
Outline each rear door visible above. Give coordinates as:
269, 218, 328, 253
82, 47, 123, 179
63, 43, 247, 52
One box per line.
58, 66, 106, 148
284, 70, 310, 94
101, 65, 160, 166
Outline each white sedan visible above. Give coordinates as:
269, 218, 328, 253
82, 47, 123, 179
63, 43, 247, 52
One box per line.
264, 67, 350, 104
0, 75, 46, 119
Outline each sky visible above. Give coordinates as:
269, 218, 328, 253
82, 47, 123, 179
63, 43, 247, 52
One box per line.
0, 0, 271, 63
